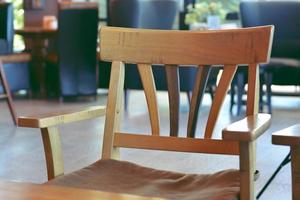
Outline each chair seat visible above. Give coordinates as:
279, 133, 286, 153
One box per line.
47, 159, 240, 200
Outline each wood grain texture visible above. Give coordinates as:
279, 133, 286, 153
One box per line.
102, 61, 125, 159
41, 127, 64, 180
204, 65, 238, 139
98, 26, 274, 200
0, 53, 31, 63
239, 141, 255, 200
100, 26, 274, 65
187, 66, 211, 138
138, 64, 160, 136
0, 61, 17, 125
18, 106, 106, 128
165, 65, 180, 137
114, 132, 239, 155
0, 181, 162, 200
222, 113, 271, 142
272, 124, 300, 146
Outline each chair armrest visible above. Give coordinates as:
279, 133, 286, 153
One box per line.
222, 113, 271, 142
272, 124, 300, 146
0, 53, 31, 63
18, 106, 106, 128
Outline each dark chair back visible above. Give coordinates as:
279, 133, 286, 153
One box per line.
109, 0, 177, 29
0, 2, 14, 54
57, 7, 98, 97
240, 1, 300, 59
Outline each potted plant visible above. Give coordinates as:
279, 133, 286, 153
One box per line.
185, 0, 238, 30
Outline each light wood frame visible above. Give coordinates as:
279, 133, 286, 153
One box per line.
18, 26, 274, 200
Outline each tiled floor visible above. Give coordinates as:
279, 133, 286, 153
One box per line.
0, 91, 298, 199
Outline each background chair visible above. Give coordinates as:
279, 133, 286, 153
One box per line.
239, 0, 300, 114
0, 2, 30, 124
19, 26, 273, 200
273, 125, 300, 200
46, 2, 98, 99
98, 0, 212, 109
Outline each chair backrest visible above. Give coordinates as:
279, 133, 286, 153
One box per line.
109, 0, 178, 29
240, 1, 300, 59
57, 3, 98, 96
101, 0, 180, 91
99, 26, 273, 159
0, 2, 14, 54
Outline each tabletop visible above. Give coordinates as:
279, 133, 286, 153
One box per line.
15, 27, 57, 37
0, 181, 163, 200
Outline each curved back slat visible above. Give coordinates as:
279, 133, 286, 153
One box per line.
166, 65, 180, 137
204, 65, 238, 139
100, 26, 273, 65
187, 66, 211, 138
137, 64, 160, 135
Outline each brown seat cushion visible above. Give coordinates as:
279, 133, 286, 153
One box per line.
46, 159, 240, 200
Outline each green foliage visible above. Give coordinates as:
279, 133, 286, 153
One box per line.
6, 0, 24, 28
6, 0, 24, 50
185, 0, 240, 25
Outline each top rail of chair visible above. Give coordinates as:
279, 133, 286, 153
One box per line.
99, 26, 274, 66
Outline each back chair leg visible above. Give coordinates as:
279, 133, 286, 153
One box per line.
0, 62, 17, 125
236, 73, 245, 116
124, 89, 129, 111
265, 72, 272, 114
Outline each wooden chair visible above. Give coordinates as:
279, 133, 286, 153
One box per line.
0, 53, 31, 125
272, 126, 300, 200
18, 26, 273, 200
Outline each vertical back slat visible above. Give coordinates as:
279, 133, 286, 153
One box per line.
166, 65, 180, 137
246, 64, 260, 116
245, 63, 260, 180
102, 61, 125, 159
204, 65, 238, 139
187, 66, 211, 138
137, 64, 160, 136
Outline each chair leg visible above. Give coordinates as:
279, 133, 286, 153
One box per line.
230, 81, 236, 114
124, 89, 129, 111
256, 152, 291, 199
186, 91, 192, 105
264, 72, 272, 114
259, 77, 264, 112
237, 73, 244, 116
0, 62, 17, 125
208, 85, 215, 101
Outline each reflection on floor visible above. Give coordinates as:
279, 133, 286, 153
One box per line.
0, 91, 297, 200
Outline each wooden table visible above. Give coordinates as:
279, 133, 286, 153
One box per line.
0, 181, 163, 200
15, 27, 57, 98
